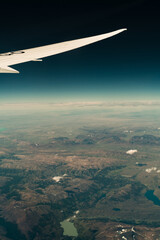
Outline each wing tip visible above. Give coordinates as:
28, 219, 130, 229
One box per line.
115, 28, 127, 34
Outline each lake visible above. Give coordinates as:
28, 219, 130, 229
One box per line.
0, 128, 6, 132
145, 190, 160, 206
60, 220, 78, 237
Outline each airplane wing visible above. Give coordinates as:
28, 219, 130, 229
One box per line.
0, 28, 127, 73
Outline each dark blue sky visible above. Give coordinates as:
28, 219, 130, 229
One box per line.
0, 0, 159, 102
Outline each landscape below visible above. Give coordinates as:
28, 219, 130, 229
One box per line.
0, 101, 160, 239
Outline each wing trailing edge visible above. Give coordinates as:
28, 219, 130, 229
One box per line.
0, 66, 19, 73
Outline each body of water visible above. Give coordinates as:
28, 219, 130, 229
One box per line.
60, 220, 78, 237
145, 190, 160, 206
0, 128, 6, 132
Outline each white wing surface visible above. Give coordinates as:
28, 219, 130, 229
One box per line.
0, 28, 127, 73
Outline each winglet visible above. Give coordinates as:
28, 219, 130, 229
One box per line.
0, 66, 19, 73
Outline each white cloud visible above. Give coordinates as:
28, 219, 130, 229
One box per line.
146, 167, 157, 173
126, 149, 137, 155
145, 168, 160, 174
52, 176, 63, 182
124, 130, 133, 133
145, 167, 157, 173
52, 174, 68, 182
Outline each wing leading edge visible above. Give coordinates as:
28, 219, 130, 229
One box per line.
0, 28, 127, 73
